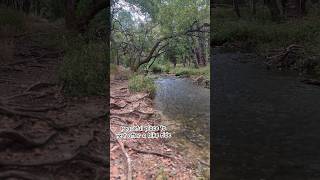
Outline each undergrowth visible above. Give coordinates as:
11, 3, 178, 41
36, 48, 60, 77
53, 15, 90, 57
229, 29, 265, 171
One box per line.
212, 6, 320, 55
128, 74, 156, 97
58, 42, 108, 96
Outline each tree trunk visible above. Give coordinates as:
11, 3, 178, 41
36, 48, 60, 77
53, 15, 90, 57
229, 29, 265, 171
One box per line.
22, 0, 31, 14
233, 0, 241, 18
65, 0, 77, 30
197, 27, 207, 66
116, 50, 120, 66
191, 48, 199, 68
301, 0, 307, 15
251, 0, 257, 15
183, 55, 186, 67
282, 0, 307, 17
265, 0, 281, 21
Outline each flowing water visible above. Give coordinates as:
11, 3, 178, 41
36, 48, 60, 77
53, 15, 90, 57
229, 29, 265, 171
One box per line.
212, 49, 320, 179
154, 76, 211, 177
154, 77, 210, 146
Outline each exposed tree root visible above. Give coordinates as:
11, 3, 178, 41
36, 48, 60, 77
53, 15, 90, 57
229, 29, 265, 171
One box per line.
5, 91, 55, 101
0, 130, 56, 149
0, 102, 61, 129
0, 131, 106, 168
11, 104, 66, 113
111, 129, 132, 180
124, 144, 174, 159
0, 170, 53, 180
23, 82, 56, 93
6, 52, 63, 66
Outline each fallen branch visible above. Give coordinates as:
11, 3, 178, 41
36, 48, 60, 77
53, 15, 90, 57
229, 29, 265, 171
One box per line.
197, 159, 210, 167
125, 144, 174, 159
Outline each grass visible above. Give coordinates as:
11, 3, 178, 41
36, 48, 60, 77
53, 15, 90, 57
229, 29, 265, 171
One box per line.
58, 42, 108, 96
170, 65, 210, 80
128, 74, 156, 97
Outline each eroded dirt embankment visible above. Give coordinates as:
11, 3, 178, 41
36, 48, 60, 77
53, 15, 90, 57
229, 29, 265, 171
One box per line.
0, 21, 108, 179
110, 80, 197, 179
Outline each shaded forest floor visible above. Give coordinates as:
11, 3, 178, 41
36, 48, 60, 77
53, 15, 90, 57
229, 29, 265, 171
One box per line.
110, 79, 199, 179
0, 18, 108, 179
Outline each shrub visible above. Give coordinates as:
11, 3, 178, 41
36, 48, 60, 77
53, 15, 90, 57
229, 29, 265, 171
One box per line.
0, 8, 25, 35
128, 75, 156, 97
58, 42, 108, 96
150, 64, 163, 73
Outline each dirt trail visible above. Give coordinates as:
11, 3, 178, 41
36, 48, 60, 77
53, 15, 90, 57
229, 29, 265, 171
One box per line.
0, 21, 108, 179
110, 80, 197, 179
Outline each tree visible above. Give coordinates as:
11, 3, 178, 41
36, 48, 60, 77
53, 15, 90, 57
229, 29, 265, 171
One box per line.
111, 0, 209, 72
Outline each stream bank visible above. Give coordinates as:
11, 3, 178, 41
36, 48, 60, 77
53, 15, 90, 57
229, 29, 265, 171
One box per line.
110, 80, 202, 179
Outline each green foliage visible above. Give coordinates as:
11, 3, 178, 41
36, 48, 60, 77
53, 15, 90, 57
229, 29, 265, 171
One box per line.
112, 0, 209, 70
150, 64, 163, 73
58, 42, 107, 96
0, 8, 25, 35
128, 74, 156, 96
76, 0, 92, 17
212, 9, 320, 55
170, 65, 210, 79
